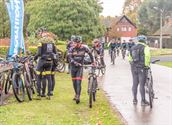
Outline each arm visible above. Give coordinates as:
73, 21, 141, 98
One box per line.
144, 46, 151, 67
86, 47, 94, 63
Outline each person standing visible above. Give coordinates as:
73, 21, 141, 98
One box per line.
34, 37, 57, 99
129, 35, 151, 106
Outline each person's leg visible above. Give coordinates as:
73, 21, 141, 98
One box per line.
131, 66, 139, 103
75, 67, 83, 103
44, 62, 53, 96
47, 74, 52, 96
51, 65, 56, 93
71, 66, 77, 99
41, 75, 46, 97
138, 68, 148, 105
36, 60, 44, 96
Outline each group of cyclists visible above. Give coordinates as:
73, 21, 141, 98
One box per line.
1, 32, 151, 107
108, 39, 135, 62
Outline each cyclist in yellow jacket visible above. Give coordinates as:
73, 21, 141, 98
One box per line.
128, 35, 151, 106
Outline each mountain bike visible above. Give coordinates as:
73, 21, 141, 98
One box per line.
110, 48, 116, 65
121, 48, 126, 59
145, 59, 160, 108
83, 65, 98, 108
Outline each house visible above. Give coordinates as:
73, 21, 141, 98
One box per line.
148, 17, 172, 48
107, 15, 137, 42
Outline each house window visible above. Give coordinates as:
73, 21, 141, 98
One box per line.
117, 28, 120, 31
128, 27, 132, 31
121, 27, 127, 31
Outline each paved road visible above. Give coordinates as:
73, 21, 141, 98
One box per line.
102, 52, 172, 125
151, 55, 172, 62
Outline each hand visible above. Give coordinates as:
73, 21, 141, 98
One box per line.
74, 62, 82, 66
91, 62, 96, 67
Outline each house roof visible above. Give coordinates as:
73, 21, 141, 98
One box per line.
153, 24, 172, 36
116, 15, 137, 28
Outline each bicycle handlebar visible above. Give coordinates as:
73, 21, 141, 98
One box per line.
151, 59, 160, 64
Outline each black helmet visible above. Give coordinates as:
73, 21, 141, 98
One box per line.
74, 36, 82, 43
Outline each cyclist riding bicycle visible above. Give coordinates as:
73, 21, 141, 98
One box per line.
68, 35, 94, 104
92, 39, 105, 66
108, 39, 118, 64
116, 40, 121, 56
128, 35, 151, 106
121, 40, 127, 59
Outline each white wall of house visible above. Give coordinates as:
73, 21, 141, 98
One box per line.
121, 37, 132, 43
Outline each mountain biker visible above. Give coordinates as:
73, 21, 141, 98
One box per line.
66, 35, 75, 74
128, 35, 151, 106
92, 39, 105, 66
121, 40, 127, 59
128, 39, 135, 51
34, 37, 58, 98
116, 39, 121, 56
108, 39, 117, 64
68, 36, 94, 104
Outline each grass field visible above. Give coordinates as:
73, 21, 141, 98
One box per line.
157, 61, 172, 68
151, 48, 172, 56
0, 73, 122, 125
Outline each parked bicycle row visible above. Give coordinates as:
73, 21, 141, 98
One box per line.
0, 49, 66, 105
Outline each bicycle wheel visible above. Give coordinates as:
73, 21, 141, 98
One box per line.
24, 71, 33, 101
5, 72, 12, 94
56, 61, 66, 72
148, 83, 153, 108
92, 78, 97, 102
30, 68, 37, 94
12, 72, 25, 102
88, 77, 93, 108
0, 73, 5, 104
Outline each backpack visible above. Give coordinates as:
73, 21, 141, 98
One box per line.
130, 44, 144, 63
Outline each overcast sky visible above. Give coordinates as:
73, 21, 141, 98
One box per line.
100, 0, 125, 17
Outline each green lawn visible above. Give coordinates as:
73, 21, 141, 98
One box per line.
151, 48, 172, 56
157, 61, 172, 68
0, 73, 122, 125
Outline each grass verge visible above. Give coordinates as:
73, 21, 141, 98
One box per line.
157, 61, 172, 68
0, 73, 122, 125
151, 48, 172, 56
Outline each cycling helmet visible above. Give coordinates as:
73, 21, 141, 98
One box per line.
71, 35, 75, 41
74, 36, 82, 43
137, 35, 147, 42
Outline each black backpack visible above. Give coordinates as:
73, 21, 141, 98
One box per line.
130, 44, 144, 63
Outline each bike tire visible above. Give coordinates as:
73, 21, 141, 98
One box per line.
12, 72, 25, 102
24, 72, 33, 101
92, 78, 97, 102
0, 73, 5, 104
88, 77, 93, 108
148, 83, 153, 108
4, 73, 12, 94
30, 68, 37, 94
